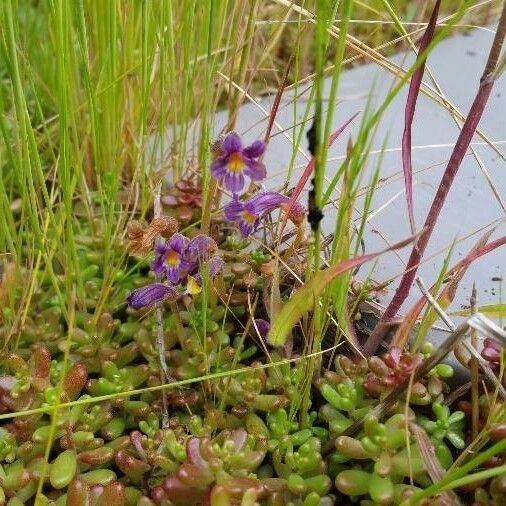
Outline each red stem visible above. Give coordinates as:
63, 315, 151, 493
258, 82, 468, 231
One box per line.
363, 3, 506, 356
403, 0, 441, 234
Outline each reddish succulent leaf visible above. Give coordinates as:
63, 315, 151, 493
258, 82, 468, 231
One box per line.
268, 233, 418, 347
278, 112, 359, 237
403, 0, 441, 233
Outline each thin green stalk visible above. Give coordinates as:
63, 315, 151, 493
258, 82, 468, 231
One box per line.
300, 0, 329, 421
0, 349, 336, 422
404, 437, 506, 504
1, 0, 67, 319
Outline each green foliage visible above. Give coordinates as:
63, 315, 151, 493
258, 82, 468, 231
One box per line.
0, 0, 504, 504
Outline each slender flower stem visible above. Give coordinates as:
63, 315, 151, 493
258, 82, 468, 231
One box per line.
300, 0, 327, 422
200, 178, 217, 235
363, 2, 506, 356
170, 301, 186, 347
153, 181, 173, 427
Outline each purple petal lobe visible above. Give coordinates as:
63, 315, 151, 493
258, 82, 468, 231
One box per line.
254, 319, 270, 339
208, 256, 225, 278
211, 158, 228, 178
167, 267, 181, 284
153, 242, 169, 275
155, 242, 169, 255
244, 160, 267, 181
224, 198, 245, 221
193, 256, 225, 285
243, 140, 266, 158
168, 233, 188, 253
222, 132, 243, 154
238, 220, 256, 237
152, 257, 165, 276
187, 235, 216, 260
223, 172, 245, 193
127, 284, 177, 309
248, 192, 288, 215
282, 200, 306, 223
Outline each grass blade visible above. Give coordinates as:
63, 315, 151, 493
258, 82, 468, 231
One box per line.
278, 112, 359, 238
392, 228, 493, 349
402, 0, 441, 234
268, 233, 418, 347
363, 4, 506, 356
452, 303, 506, 318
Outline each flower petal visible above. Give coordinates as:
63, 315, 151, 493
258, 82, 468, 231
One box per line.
222, 132, 243, 154
193, 256, 225, 285
223, 172, 245, 193
208, 256, 225, 278
127, 284, 177, 309
248, 192, 288, 215
238, 220, 256, 237
211, 158, 228, 179
155, 242, 169, 255
167, 266, 181, 284
224, 198, 245, 221
185, 276, 202, 296
152, 256, 166, 276
281, 200, 306, 224
187, 235, 216, 260
243, 140, 266, 158
181, 257, 198, 277
152, 242, 169, 275
168, 233, 189, 254
254, 319, 270, 339
244, 159, 267, 181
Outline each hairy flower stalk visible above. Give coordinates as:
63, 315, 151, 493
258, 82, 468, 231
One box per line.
363, 5, 506, 356
153, 182, 173, 427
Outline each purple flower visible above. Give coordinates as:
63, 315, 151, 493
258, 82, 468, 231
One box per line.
187, 256, 225, 295
253, 319, 270, 340
127, 283, 178, 309
280, 200, 306, 225
152, 233, 191, 284
225, 191, 300, 237
211, 132, 266, 193
128, 232, 224, 308
186, 234, 217, 263
193, 256, 225, 285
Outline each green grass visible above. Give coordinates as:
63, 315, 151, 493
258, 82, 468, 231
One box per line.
0, 1, 504, 503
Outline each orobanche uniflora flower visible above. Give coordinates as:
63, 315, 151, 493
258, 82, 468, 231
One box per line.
210, 132, 266, 193
224, 192, 306, 237
127, 233, 223, 310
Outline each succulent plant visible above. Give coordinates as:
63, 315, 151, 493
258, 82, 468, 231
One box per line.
417, 402, 466, 449
1, 128, 496, 506
149, 428, 267, 505
474, 473, 506, 506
